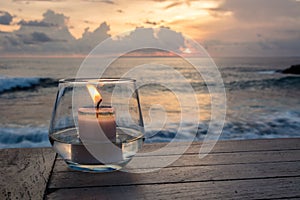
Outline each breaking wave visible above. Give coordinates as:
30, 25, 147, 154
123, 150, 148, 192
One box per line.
0, 76, 58, 94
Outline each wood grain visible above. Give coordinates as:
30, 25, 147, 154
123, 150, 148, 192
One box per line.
0, 148, 56, 200
46, 139, 300, 199
2, 138, 300, 200
53, 149, 300, 172
137, 138, 300, 156
48, 161, 300, 189
46, 177, 300, 200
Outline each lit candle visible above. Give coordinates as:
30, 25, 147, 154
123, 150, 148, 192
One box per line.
71, 84, 123, 164
78, 107, 116, 141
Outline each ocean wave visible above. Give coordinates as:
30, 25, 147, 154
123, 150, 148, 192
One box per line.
198, 111, 300, 140
0, 126, 51, 149
141, 76, 300, 93
257, 70, 276, 75
1, 111, 299, 148
146, 111, 300, 143
227, 76, 300, 91
0, 76, 58, 94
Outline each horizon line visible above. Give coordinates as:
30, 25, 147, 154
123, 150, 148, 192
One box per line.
1, 54, 300, 59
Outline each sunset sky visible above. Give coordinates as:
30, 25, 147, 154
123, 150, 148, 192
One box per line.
0, 0, 300, 57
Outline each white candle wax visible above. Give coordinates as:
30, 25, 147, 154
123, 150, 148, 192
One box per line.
71, 107, 123, 164
78, 107, 116, 141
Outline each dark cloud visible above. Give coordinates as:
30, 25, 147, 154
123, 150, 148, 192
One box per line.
204, 36, 300, 57
220, 0, 300, 22
0, 11, 13, 25
76, 22, 111, 52
206, 8, 229, 18
145, 20, 158, 26
42, 10, 67, 27
101, 0, 114, 4
271, 38, 300, 52
0, 10, 112, 54
255, 36, 300, 56
4, 35, 21, 46
18, 20, 56, 27
144, 20, 165, 27
201, 0, 300, 56
31, 32, 53, 42
16, 32, 53, 44
162, 0, 198, 9
0, 10, 75, 53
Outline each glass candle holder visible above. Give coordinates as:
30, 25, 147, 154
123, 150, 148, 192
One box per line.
49, 78, 144, 172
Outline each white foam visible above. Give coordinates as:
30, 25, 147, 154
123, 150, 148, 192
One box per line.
0, 126, 51, 149
1, 111, 300, 148
258, 70, 276, 75
0, 76, 42, 93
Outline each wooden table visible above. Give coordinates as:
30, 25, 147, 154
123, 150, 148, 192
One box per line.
1, 138, 300, 199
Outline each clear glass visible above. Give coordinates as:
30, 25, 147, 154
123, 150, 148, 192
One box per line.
49, 78, 144, 172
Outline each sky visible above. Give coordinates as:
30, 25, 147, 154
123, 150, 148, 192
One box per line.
0, 0, 300, 57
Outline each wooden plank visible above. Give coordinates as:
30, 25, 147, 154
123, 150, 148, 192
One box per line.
139, 138, 300, 156
53, 149, 300, 172
46, 176, 300, 200
53, 138, 300, 164
0, 148, 56, 200
46, 138, 300, 199
48, 161, 300, 189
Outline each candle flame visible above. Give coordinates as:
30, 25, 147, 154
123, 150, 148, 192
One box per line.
86, 84, 102, 107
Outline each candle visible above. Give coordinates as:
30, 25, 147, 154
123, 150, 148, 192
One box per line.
71, 84, 123, 165
78, 107, 116, 141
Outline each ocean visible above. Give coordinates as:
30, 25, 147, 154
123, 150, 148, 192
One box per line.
0, 56, 300, 149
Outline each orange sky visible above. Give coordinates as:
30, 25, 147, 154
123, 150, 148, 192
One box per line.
0, 0, 225, 40
0, 0, 300, 57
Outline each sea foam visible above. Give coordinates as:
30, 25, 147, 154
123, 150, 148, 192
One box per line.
0, 76, 57, 94
0, 126, 51, 149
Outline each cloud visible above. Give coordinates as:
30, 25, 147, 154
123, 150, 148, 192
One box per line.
18, 20, 56, 27
206, 7, 230, 18
203, 34, 300, 57
144, 20, 158, 26
0, 9, 187, 55
3, 35, 21, 47
0, 10, 76, 53
16, 32, 54, 44
164, 2, 182, 9
100, 0, 114, 4
90, 27, 186, 56
161, 0, 200, 9
76, 22, 111, 52
42, 10, 67, 27
1, 1, 299, 57
200, 0, 300, 56
30, 32, 53, 43
219, 0, 300, 22
0, 11, 13, 25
